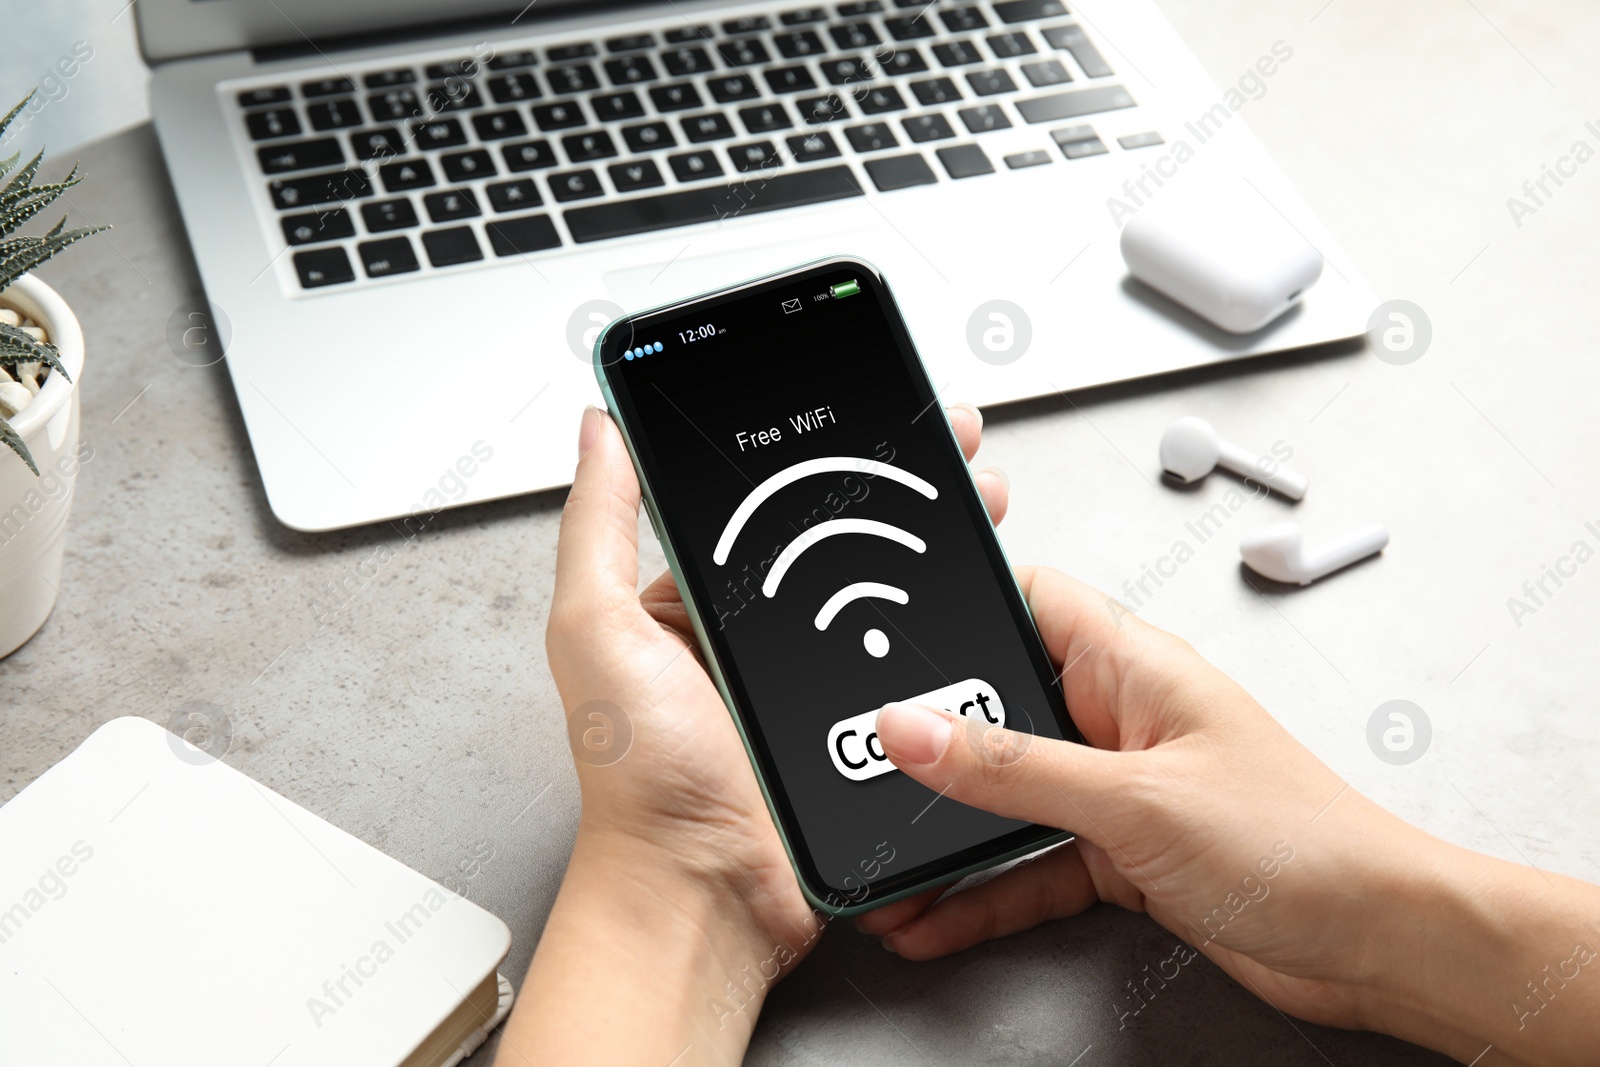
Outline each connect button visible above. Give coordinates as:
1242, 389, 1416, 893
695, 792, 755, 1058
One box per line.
827, 679, 1005, 781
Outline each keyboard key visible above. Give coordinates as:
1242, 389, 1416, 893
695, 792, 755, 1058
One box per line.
940, 6, 988, 31
605, 54, 659, 85
682, 112, 736, 142
650, 82, 703, 111
717, 38, 771, 67
902, 113, 956, 142
775, 30, 826, 58
881, 47, 930, 76
441, 148, 497, 181
829, 22, 880, 50
281, 208, 355, 245
258, 138, 344, 174
411, 118, 467, 148
379, 158, 436, 191
668, 149, 724, 181
269, 169, 371, 209
239, 86, 291, 108
993, 0, 1067, 21
729, 140, 779, 172
787, 129, 841, 162
1042, 24, 1113, 77
797, 93, 849, 123
1004, 149, 1052, 168
533, 100, 587, 130
473, 109, 529, 140
351, 127, 406, 160
662, 46, 713, 76
664, 24, 712, 42
779, 7, 829, 24
424, 188, 480, 222
966, 68, 1017, 95
503, 139, 559, 171
308, 98, 362, 130
294, 246, 354, 287
547, 43, 598, 62
487, 72, 542, 103
368, 88, 423, 120
883, 14, 935, 39
364, 69, 416, 89
428, 82, 484, 111
592, 91, 646, 120
563, 130, 618, 162
547, 64, 600, 94
487, 50, 539, 70
422, 227, 483, 266
424, 59, 480, 80
1118, 131, 1165, 149
302, 77, 354, 98
1021, 58, 1071, 87
739, 103, 793, 133
549, 168, 605, 201
933, 41, 984, 66
844, 122, 898, 152
357, 236, 420, 277
722, 15, 771, 33
362, 197, 419, 232
838, 0, 883, 13
622, 121, 676, 152
958, 104, 1011, 132
1052, 124, 1107, 158
910, 77, 961, 105
864, 152, 937, 190
485, 214, 562, 255
246, 107, 301, 140
1016, 84, 1133, 123
936, 143, 993, 177
764, 65, 818, 94
858, 86, 907, 114
988, 32, 1037, 58
708, 75, 761, 104
486, 177, 542, 211
608, 159, 666, 191
822, 57, 872, 85
606, 33, 656, 52
563, 165, 862, 242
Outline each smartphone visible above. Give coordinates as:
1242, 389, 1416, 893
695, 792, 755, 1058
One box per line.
594, 257, 1083, 915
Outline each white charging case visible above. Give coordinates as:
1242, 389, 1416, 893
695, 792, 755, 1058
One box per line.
1119, 178, 1325, 335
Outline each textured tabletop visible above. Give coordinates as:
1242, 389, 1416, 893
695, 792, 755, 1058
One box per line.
5, 1, 1599, 1063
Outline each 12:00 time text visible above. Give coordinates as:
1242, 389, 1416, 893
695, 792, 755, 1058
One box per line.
678, 324, 718, 343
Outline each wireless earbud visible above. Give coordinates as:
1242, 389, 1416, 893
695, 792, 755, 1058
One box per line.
1239, 522, 1388, 585
1159, 416, 1307, 500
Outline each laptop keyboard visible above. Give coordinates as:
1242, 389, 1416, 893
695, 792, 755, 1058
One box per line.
230, 0, 1161, 292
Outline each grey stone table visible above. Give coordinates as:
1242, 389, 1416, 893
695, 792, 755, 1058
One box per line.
5, 2, 1599, 1063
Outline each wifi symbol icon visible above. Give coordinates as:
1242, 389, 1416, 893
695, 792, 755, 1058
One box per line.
713, 458, 938, 657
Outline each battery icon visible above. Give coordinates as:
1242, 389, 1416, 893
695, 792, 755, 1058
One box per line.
829, 279, 861, 299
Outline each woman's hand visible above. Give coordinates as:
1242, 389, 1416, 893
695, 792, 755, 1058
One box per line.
500, 404, 1007, 1066
861, 568, 1600, 1066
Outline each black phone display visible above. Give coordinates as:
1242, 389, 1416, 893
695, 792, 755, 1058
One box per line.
596, 258, 1082, 912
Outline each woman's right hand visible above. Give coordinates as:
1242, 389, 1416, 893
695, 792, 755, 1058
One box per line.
861, 567, 1600, 1067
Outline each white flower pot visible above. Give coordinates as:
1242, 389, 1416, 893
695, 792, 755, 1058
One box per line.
0, 274, 88, 659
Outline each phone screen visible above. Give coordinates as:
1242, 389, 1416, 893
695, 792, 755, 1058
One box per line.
598, 259, 1080, 910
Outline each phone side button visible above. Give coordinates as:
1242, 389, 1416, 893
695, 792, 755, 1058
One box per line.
642, 498, 665, 540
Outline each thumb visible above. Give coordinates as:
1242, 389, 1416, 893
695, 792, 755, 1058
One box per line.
875, 702, 1127, 846
551, 407, 641, 624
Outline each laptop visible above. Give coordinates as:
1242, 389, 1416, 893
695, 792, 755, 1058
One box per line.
140, 0, 1373, 531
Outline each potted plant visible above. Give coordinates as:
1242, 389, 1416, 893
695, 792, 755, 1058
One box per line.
1, 93, 107, 658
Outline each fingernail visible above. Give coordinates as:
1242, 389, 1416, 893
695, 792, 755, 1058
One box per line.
875, 703, 953, 765
951, 402, 983, 430
577, 406, 601, 457
981, 465, 1009, 491
882, 934, 902, 954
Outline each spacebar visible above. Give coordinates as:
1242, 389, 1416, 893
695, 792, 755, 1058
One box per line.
564, 165, 865, 243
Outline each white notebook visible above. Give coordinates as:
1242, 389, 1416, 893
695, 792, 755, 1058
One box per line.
0, 717, 513, 1067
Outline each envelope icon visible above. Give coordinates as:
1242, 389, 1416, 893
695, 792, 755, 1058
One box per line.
782, 298, 802, 314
